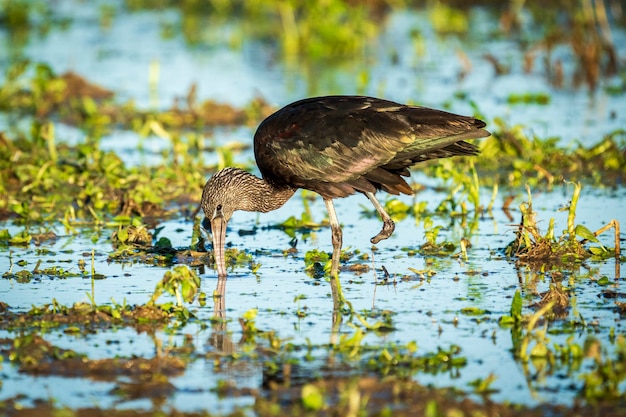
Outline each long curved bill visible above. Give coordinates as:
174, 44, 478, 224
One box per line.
210, 215, 228, 277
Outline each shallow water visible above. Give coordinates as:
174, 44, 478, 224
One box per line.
1, 0, 625, 413
1, 185, 623, 410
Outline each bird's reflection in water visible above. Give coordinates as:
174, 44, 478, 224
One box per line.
329, 275, 344, 336
208, 275, 235, 354
203, 272, 347, 389
207, 274, 344, 348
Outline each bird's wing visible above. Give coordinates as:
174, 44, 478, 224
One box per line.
254, 96, 488, 197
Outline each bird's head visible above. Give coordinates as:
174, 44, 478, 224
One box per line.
200, 168, 252, 277
200, 167, 295, 276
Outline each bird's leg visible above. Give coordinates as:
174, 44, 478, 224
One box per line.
324, 198, 347, 310
324, 198, 343, 278
366, 192, 395, 244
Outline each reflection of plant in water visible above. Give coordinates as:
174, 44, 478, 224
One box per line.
579, 335, 626, 401
8, 332, 84, 368
239, 308, 259, 342
3, 331, 190, 407
499, 182, 622, 395
501, 289, 626, 401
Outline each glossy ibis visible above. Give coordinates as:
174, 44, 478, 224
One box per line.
201, 95, 490, 277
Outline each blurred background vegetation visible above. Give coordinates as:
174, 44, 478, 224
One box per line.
1, 0, 623, 91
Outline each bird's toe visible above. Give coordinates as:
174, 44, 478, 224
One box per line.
370, 219, 395, 244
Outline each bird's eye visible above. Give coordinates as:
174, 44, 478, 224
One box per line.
216, 204, 222, 211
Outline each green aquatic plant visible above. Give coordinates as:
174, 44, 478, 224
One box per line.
429, 3, 470, 34
294, 294, 308, 318
0, 124, 207, 226
468, 373, 499, 395
111, 223, 153, 247
301, 382, 325, 411
382, 198, 412, 222
505, 183, 620, 266
0, 61, 273, 136
224, 247, 259, 274
475, 121, 626, 189
419, 219, 456, 257
0, 228, 31, 245
150, 265, 202, 308
506, 92, 551, 105
279, 212, 320, 238
125, 0, 380, 64
239, 308, 259, 339
304, 248, 331, 278
501, 289, 523, 326
424, 156, 482, 216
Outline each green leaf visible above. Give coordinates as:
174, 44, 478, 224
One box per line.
530, 343, 549, 357
242, 308, 257, 321
575, 224, 599, 243
111, 308, 122, 320
424, 400, 440, 417
460, 306, 488, 316
116, 227, 129, 243
111, 215, 132, 225
155, 237, 172, 248
304, 249, 330, 266
301, 383, 324, 411
280, 215, 298, 228
499, 315, 515, 326
511, 289, 522, 322
589, 246, 607, 255
9, 230, 31, 245
0, 229, 11, 241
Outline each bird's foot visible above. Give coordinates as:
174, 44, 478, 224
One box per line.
370, 219, 395, 244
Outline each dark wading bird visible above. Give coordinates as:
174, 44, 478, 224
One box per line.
201, 95, 490, 277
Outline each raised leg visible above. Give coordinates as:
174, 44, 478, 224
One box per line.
366, 192, 395, 244
324, 198, 343, 278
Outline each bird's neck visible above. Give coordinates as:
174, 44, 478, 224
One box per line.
241, 173, 297, 213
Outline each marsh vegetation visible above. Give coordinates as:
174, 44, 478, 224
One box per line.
0, 1, 625, 416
